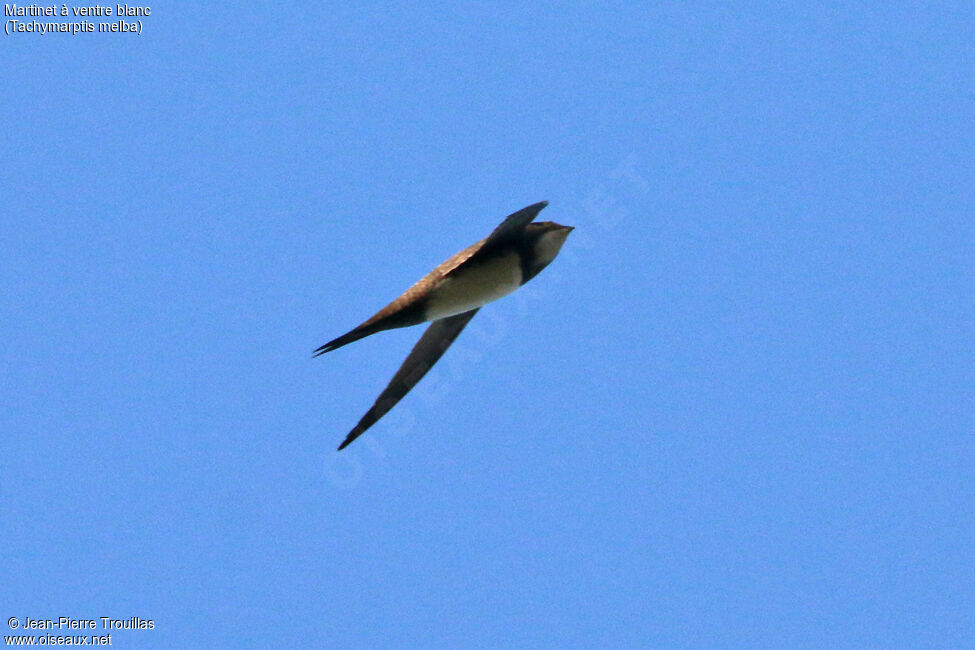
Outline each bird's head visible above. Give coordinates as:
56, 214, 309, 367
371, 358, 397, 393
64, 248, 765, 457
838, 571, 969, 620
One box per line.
524, 221, 574, 280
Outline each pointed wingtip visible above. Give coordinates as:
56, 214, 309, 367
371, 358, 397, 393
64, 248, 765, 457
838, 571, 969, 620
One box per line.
337, 422, 370, 451
336, 430, 358, 451
525, 200, 549, 219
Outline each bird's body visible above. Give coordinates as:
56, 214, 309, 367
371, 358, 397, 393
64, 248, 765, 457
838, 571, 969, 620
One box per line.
423, 249, 522, 321
316, 201, 572, 450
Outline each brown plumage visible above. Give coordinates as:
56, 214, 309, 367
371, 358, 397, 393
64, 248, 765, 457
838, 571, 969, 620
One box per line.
316, 201, 573, 450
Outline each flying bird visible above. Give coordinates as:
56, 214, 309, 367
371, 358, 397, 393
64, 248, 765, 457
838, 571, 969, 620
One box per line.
315, 201, 573, 450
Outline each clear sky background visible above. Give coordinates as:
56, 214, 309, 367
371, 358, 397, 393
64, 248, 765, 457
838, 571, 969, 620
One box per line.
2, 3, 973, 648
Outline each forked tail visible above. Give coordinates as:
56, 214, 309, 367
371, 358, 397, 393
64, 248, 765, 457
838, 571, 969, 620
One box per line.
313, 323, 384, 356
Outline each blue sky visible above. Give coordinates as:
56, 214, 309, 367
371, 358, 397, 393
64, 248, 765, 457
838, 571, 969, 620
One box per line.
2, 3, 972, 647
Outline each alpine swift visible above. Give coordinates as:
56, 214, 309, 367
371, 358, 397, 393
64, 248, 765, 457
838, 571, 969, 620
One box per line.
315, 200, 573, 450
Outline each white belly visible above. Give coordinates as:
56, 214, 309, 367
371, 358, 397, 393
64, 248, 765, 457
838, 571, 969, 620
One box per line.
424, 252, 523, 320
